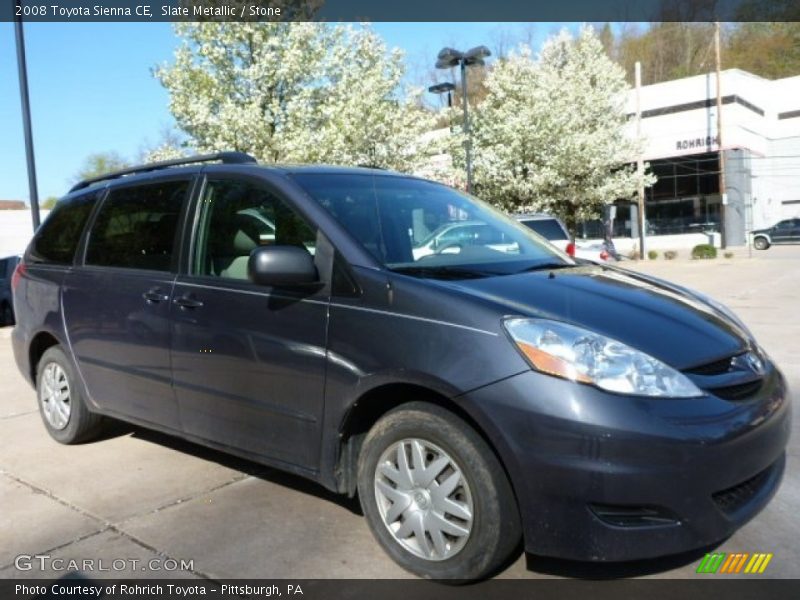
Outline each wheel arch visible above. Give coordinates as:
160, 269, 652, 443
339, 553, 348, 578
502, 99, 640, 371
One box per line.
28, 330, 62, 383
333, 382, 520, 509
753, 234, 771, 248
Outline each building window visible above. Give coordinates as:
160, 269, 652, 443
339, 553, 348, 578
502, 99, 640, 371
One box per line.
644, 152, 720, 235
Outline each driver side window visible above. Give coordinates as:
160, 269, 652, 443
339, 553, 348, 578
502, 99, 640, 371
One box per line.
193, 178, 316, 281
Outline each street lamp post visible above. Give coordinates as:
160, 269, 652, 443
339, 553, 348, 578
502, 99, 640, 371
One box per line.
435, 46, 490, 193
428, 82, 455, 109
14, 4, 41, 231
428, 82, 456, 134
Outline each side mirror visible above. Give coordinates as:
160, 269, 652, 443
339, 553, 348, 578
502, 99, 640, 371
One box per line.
248, 245, 319, 287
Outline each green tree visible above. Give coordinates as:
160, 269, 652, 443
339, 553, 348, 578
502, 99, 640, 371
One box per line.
616, 22, 716, 86
41, 196, 58, 209
74, 151, 129, 183
598, 22, 615, 58
612, 19, 800, 85
725, 23, 800, 80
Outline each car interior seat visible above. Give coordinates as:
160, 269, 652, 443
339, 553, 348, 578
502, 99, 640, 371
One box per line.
210, 215, 260, 280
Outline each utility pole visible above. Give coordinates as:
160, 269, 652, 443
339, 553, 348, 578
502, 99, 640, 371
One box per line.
715, 21, 727, 249
460, 61, 473, 193
635, 61, 646, 259
14, 4, 41, 231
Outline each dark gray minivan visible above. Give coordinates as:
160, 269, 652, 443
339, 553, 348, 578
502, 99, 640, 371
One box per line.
12, 153, 790, 580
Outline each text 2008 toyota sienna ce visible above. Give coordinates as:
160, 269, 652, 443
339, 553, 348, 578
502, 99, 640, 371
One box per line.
11, 153, 790, 580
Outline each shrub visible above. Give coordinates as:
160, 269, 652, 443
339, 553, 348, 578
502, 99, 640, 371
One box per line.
647, 249, 658, 260
691, 244, 717, 259
663, 250, 677, 260
724, 251, 734, 259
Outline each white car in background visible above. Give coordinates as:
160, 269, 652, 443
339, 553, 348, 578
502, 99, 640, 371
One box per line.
515, 213, 612, 262
412, 220, 518, 260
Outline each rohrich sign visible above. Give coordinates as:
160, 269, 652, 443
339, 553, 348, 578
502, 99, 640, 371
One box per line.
676, 136, 719, 151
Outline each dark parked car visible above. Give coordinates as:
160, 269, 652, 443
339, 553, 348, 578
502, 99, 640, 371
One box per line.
1, 255, 20, 326
752, 218, 800, 250
12, 153, 790, 580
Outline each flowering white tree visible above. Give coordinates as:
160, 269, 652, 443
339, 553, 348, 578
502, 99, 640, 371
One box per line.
154, 23, 434, 172
467, 26, 654, 229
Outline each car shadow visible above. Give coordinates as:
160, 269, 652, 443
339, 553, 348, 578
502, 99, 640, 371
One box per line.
119, 422, 363, 516
523, 542, 722, 579
88, 419, 722, 580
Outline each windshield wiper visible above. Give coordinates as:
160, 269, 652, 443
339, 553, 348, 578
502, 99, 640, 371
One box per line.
391, 265, 502, 280
516, 262, 576, 274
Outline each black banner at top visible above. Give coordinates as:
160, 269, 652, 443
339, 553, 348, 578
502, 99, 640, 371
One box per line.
2, 0, 800, 22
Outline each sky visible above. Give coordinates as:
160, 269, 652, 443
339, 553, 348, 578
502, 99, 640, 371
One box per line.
0, 21, 581, 203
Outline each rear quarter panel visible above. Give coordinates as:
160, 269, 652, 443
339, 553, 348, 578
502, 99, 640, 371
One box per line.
12, 264, 69, 385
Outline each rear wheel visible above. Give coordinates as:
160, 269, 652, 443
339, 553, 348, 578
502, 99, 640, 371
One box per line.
753, 236, 770, 250
357, 402, 521, 581
36, 346, 103, 444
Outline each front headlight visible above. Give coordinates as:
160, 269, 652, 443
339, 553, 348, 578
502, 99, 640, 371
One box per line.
504, 318, 703, 398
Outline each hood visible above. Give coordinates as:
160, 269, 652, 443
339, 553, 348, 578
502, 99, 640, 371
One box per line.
433, 265, 750, 371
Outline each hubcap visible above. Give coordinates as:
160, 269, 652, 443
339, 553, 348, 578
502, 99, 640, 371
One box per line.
374, 438, 474, 561
39, 362, 71, 430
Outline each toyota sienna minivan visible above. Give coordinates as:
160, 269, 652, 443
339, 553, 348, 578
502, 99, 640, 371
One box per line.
12, 153, 790, 580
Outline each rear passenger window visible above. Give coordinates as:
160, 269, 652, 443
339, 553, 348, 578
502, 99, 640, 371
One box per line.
28, 193, 96, 264
85, 180, 188, 272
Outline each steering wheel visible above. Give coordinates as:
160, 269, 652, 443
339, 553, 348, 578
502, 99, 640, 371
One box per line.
434, 241, 463, 255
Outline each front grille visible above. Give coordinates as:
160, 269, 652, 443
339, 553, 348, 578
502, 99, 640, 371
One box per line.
589, 504, 679, 528
712, 466, 772, 514
687, 355, 735, 376
710, 380, 763, 401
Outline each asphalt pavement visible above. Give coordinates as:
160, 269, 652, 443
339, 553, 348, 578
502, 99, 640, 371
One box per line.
1, 246, 797, 580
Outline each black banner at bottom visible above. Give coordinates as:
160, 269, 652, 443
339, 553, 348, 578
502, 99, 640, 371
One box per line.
3, 579, 800, 600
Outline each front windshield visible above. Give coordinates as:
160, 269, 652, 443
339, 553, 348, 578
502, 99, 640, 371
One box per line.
292, 173, 571, 277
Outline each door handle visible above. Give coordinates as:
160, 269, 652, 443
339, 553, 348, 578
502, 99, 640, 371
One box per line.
142, 288, 166, 303
174, 294, 204, 309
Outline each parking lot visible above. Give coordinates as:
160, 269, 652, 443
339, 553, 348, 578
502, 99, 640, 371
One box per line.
1, 246, 798, 580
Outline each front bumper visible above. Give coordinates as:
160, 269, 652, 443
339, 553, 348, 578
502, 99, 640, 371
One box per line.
459, 366, 791, 561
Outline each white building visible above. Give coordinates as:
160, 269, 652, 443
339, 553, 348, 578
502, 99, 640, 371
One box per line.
608, 69, 800, 247
0, 209, 49, 257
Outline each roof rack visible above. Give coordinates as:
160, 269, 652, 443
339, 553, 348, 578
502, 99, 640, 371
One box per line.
69, 151, 257, 192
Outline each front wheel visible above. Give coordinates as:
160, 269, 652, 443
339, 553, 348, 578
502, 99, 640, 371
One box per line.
357, 402, 521, 581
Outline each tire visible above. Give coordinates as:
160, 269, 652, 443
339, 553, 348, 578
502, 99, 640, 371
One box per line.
753, 236, 770, 251
357, 402, 521, 581
36, 345, 103, 444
